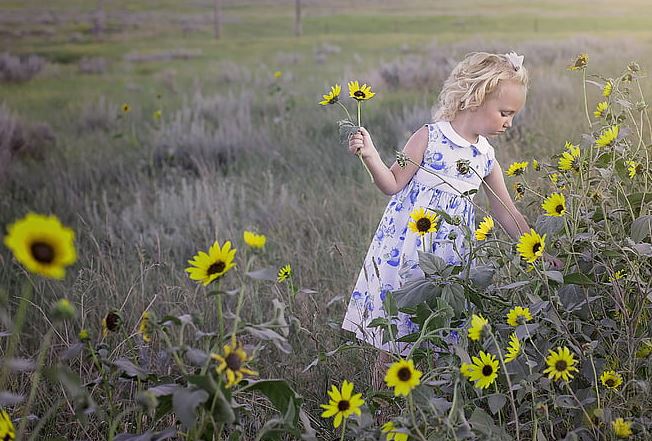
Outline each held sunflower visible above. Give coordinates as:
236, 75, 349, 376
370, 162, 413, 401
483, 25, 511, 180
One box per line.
475, 216, 494, 241
543, 346, 579, 382
384, 358, 422, 396
516, 229, 546, 263
3, 213, 77, 280
320, 380, 364, 429
347, 80, 375, 101
541, 193, 566, 217
460, 351, 500, 389
408, 208, 439, 236
185, 240, 236, 286
211, 335, 258, 388
319, 84, 341, 106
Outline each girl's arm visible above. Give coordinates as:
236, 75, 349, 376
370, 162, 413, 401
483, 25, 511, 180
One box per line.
481, 161, 530, 239
349, 125, 429, 195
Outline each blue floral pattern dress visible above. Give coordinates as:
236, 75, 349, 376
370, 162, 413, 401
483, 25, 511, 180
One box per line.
341, 121, 497, 354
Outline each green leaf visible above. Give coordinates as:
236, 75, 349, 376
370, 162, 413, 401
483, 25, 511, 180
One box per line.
626, 192, 652, 214
114, 358, 149, 380
417, 251, 447, 275
239, 379, 302, 426
545, 271, 564, 284
441, 284, 465, 316
172, 387, 209, 429
469, 407, 513, 440
631, 215, 652, 242
487, 394, 507, 415
392, 279, 440, 308
211, 387, 237, 424
535, 214, 564, 237
463, 265, 495, 289
244, 326, 291, 354
563, 272, 595, 286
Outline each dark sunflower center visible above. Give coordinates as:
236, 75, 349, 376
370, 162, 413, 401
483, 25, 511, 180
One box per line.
338, 400, 350, 411
555, 360, 567, 372
105, 312, 121, 331
397, 367, 412, 382
606, 378, 615, 387
416, 218, 431, 232
555, 204, 564, 214
31, 241, 55, 264
207, 260, 226, 276
482, 365, 494, 376
532, 243, 541, 254
353, 91, 365, 98
329, 97, 338, 104
225, 352, 242, 371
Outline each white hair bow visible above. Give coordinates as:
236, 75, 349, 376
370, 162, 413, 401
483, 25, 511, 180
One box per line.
505, 52, 524, 71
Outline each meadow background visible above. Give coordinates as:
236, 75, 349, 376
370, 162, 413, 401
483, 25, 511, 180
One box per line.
1, 0, 652, 438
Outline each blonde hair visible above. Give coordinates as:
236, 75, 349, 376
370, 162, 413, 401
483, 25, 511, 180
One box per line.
433, 52, 529, 121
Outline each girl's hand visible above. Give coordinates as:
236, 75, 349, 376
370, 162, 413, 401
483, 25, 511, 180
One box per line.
348, 126, 377, 160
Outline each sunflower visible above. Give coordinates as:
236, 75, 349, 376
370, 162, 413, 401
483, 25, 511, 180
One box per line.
273, 70, 282, 79
468, 314, 489, 341
594, 101, 608, 118
558, 142, 581, 172
600, 370, 623, 389
460, 351, 500, 389
475, 216, 494, 241
384, 358, 422, 396
408, 208, 439, 236
381, 421, 408, 441
625, 160, 643, 178
603, 80, 613, 97
3, 213, 77, 280
102, 310, 122, 337
506, 306, 532, 327
243, 231, 266, 249
541, 193, 566, 217
277, 264, 292, 282
319, 84, 341, 106
595, 125, 619, 148
568, 53, 589, 70
513, 182, 525, 200
543, 346, 579, 382
153, 110, 162, 120
121, 103, 131, 113
505, 334, 521, 363
78, 328, 91, 343
0, 409, 14, 441
610, 269, 626, 282
505, 161, 528, 177
532, 159, 540, 171
185, 240, 236, 286
320, 380, 364, 429
516, 229, 546, 263
211, 335, 258, 388
348, 80, 375, 101
138, 311, 154, 343
611, 418, 633, 438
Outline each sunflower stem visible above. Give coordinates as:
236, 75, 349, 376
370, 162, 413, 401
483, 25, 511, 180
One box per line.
408, 394, 428, 441
582, 68, 592, 128
337, 101, 353, 123
489, 330, 520, 441
339, 417, 347, 441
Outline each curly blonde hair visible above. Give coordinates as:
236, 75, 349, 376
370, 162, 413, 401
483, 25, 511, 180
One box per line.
433, 52, 529, 122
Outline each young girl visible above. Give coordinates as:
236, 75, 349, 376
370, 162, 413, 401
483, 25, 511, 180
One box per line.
342, 52, 536, 361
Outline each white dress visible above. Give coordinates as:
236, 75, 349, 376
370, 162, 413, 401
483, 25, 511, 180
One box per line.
341, 121, 497, 354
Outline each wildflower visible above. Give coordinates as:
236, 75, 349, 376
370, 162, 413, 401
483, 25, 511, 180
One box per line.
460, 351, 500, 389
102, 310, 122, 336
541, 193, 566, 217
611, 418, 633, 438
381, 421, 408, 441
211, 335, 258, 388
384, 358, 422, 396
468, 314, 489, 341
3, 213, 77, 280
543, 347, 579, 382
153, 110, 162, 120
513, 182, 525, 200
185, 240, 236, 286
610, 270, 626, 282
277, 264, 292, 282
408, 208, 439, 236
273, 70, 282, 79
320, 380, 364, 428
558, 142, 581, 172
348, 80, 375, 101
78, 328, 91, 343
506, 306, 532, 327
517, 229, 546, 263
602, 81, 613, 97
595, 125, 619, 148
243, 231, 266, 249
625, 160, 643, 178
594, 101, 608, 118
51, 298, 76, 321
319, 84, 341, 106
505, 161, 528, 176
505, 334, 521, 363
0, 409, 15, 441
474, 216, 494, 241
456, 159, 471, 175
568, 53, 589, 70
121, 103, 131, 113
139, 311, 154, 343
532, 159, 540, 171
600, 370, 623, 389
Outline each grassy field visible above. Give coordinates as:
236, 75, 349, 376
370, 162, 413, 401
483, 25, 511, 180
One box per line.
1, 0, 652, 439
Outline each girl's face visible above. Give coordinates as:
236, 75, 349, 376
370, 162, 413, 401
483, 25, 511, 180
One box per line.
472, 80, 526, 137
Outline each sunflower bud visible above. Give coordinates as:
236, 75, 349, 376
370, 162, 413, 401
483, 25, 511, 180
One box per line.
79, 328, 91, 343
456, 159, 471, 175
51, 298, 76, 321
450, 215, 462, 226
396, 151, 409, 168
628, 61, 640, 73
636, 101, 648, 112
447, 231, 458, 240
